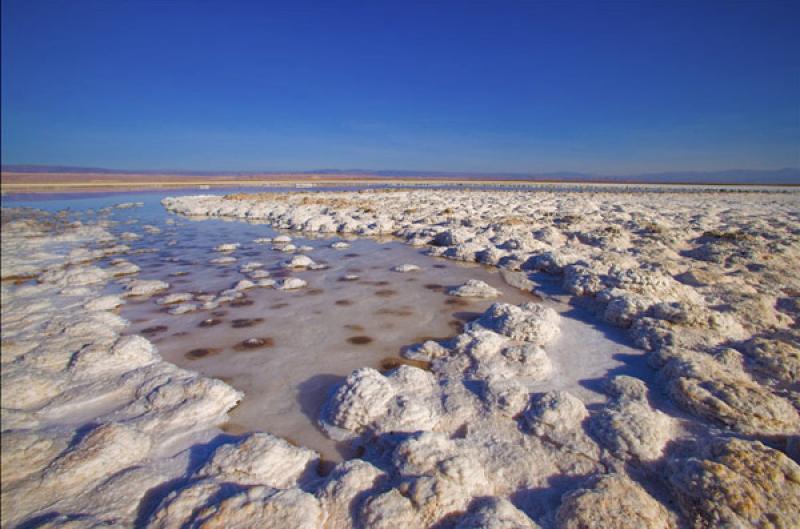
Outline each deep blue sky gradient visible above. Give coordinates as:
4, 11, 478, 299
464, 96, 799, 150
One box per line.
2, 0, 798, 173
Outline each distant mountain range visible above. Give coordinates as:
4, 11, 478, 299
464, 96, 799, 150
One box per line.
2, 165, 799, 185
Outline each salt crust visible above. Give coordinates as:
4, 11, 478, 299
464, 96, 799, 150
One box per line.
159, 189, 799, 528
4, 187, 800, 528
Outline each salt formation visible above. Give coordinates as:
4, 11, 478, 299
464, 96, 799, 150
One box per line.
1, 209, 242, 528
590, 376, 675, 461
554, 474, 674, 529
667, 438, 800, 528
283, 254, 324, 269
449, 279, 501, 298
276, 277, 308, 290
471, 302, 560, 344
4, 184, 800, 529
321, 366, 442, 437
158, 188, 799, 527
392, 263, 421, 272
214, 242, 240, 252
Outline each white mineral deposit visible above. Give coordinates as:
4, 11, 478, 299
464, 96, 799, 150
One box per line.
2, 186, 799, 529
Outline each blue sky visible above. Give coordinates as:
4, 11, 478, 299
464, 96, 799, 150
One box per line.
1, 0, 798, 174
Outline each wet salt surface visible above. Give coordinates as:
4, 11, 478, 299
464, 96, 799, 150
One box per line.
9, 189, 644, 462
121, 235, 542, 461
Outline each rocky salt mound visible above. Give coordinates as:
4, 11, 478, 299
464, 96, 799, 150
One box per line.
1, 209, 243, 528
157, 189, 800, 526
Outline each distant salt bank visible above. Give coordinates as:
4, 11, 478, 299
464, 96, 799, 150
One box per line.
2, 186, 799, 529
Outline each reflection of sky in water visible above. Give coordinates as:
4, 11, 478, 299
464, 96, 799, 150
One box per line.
4, 188, 645, 463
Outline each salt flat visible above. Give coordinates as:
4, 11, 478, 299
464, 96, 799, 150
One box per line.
2, 185, 799, 529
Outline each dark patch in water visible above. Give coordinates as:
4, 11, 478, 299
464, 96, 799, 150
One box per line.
424, 283, 444, 291
231, 318, 264, 328
305, 288, 325, 296
234, 337, 275, 350
243, 251, 260, 257
212, 310, 228, 317
231, 298, 254, 307
335, 299, 354, 306
380, 356, 432, 372
346, 267, 363, 273
141, 325, 168, 336
173, 331, 189, 337
374, 289, 397, 298
376, 307, 414, 317
170, 271, 189, 277
347, 336, 374, 345
185, 347, 219, 360
344, 324, 365, 331
270, 302, 290, 309
338, 276, 360, 282
433, 264, 448, 269
445, 298, 470, 307
198, 318, 222, 328
344, 253, 360, 258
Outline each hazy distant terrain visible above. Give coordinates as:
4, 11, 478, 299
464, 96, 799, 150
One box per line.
3, 165, 799, 185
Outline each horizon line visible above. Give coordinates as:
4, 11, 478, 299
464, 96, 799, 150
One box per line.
3, 164, 799, 178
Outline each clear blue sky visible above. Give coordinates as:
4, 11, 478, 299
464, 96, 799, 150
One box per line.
2, 0, 798, 174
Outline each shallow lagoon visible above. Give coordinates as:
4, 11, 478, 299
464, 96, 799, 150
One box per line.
5, 188, 643, 462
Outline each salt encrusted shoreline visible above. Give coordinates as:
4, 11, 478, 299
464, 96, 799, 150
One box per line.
2, 187, 800, 529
